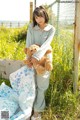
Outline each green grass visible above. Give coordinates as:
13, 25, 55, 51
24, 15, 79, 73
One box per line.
0, 25, 80, 120
0, 77, 11, 86
0, 26, 27, 60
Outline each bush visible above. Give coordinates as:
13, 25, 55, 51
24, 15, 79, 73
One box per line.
0, 25, 28, 60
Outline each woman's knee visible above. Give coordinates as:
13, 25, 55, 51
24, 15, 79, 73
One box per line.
36, 73, 50, 91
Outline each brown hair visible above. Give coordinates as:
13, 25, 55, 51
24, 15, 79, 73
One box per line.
33, 6, 49, 27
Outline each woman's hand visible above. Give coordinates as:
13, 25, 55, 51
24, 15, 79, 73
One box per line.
27, 62, 33, 68
26, 58, 33, 68
31, 57, 39, 64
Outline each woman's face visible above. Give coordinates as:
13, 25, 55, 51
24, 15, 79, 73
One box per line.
35, 16, 45, 26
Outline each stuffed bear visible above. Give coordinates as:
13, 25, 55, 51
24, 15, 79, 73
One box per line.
24, 44, 53, 74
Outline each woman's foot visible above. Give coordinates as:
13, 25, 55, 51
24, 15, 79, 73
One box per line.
31, 112, 41, 120
26, 117, 30, 120
31, 115, 41, 120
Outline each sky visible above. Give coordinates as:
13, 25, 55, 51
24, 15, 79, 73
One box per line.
0, 0, 75, 22
0, 0, 57, 22
0, 0, 30, 21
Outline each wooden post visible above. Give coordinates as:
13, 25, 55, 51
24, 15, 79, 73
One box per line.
30, 1, 33, 22
10, 22, 12, 28
1, 22, 3, 26
18, 22, 20, 27
73, 1, 80, 93
34, 0, 36, 9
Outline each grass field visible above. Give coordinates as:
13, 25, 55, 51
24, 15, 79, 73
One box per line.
0, 25, 80, 120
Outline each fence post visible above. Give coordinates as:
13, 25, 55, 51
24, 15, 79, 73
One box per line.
34, 0, 36, 9
30, 0, 33, 22
73, 1, 80, 93
1, 22, 3, 26
18, 22, 20, 27
10, 22, 12, 28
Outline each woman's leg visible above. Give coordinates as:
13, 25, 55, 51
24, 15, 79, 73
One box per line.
33, 71, 50, 115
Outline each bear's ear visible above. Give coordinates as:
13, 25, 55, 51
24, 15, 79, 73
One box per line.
46, 49, 52, 54
24, 48, 27, 54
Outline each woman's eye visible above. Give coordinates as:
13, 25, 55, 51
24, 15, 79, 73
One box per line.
35, 16, 38, 19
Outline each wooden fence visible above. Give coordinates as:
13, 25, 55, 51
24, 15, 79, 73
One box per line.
0, 21, 27, 28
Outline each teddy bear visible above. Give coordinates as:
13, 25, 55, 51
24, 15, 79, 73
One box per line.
24, 44, 53, 74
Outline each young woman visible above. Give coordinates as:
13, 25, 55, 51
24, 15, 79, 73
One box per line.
26, 6, 55, 120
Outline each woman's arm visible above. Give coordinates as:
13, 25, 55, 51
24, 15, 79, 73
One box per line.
32, 26, 55, 61
26, 24, 34, 47
26, 24, 34, 68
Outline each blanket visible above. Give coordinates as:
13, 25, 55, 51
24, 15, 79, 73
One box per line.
0, 66, 35, 120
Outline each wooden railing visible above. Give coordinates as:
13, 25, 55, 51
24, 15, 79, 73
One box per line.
0, 21, 27, 28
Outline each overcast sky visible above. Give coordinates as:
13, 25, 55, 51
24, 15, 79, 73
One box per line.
0, 0, 75, 22
0, 0, 57, 21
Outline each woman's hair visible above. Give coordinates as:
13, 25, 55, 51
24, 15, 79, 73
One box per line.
33, 6, 49, 27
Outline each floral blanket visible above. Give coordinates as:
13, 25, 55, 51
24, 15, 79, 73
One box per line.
0, 66, 35, 120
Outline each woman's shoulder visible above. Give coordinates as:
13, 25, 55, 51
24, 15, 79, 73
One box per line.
28, 23, 40, 31
28, 23, 33, 29
44, 24, 55, 31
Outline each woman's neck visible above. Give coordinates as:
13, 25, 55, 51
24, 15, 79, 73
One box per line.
38, 23, 47, 29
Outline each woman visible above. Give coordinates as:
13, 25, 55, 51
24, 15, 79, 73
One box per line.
26, 6, 55, 120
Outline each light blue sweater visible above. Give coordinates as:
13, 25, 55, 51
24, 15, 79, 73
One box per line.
26, 23, 55, 60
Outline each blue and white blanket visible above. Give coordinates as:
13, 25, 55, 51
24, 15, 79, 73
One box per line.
0, 66, 35, 120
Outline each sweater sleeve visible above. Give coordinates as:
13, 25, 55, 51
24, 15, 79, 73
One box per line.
32, 26, 55, 61
26, 24, 33, 47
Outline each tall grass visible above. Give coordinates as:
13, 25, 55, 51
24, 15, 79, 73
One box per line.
0, 26, 27, 60
43, 29, 80, 120
0, 26, 80, 120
